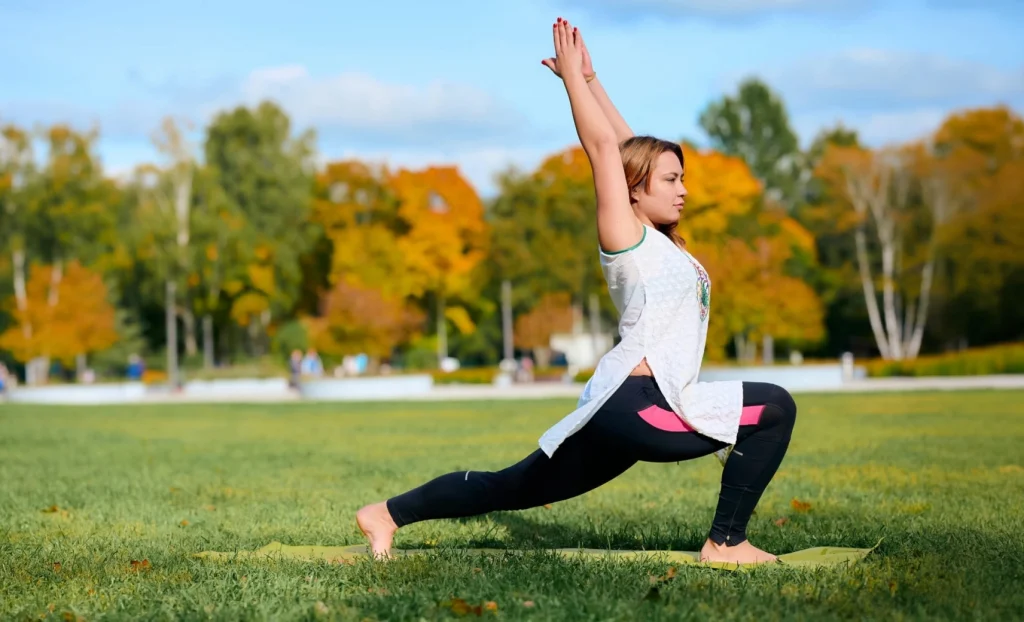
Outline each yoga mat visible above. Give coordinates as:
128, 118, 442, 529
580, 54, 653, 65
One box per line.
194, 538, 882, 572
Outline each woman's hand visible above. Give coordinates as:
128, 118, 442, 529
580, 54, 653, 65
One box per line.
542, 18, 592, 81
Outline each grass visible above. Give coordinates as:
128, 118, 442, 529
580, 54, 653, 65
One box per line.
1, 390, 1023, 621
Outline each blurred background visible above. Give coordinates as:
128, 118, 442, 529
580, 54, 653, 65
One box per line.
0, 0, 1021, 399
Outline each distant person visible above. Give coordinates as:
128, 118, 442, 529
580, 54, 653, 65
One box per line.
0, 362, 9, 398
356, 19, 797, 566
289, 349, 303, 388
127, 354, 144, 382
300, 348, 323, 377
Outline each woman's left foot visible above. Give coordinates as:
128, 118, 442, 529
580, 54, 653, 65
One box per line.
356, 501, 398, 559
699, 539, 778, 565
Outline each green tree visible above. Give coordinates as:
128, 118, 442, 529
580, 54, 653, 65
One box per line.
203, 101, 317, 358
699, 78, 803, 209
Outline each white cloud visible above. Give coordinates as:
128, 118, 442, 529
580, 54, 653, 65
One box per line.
210, 65, 527, 146
762, 49, 1024, 109
561, 0, 861, 19
793, 107, 949, 148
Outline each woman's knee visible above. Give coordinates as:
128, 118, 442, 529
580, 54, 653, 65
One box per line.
761, 384, 797, 430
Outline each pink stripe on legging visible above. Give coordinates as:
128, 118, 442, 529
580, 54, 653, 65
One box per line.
636, 404, 765, 432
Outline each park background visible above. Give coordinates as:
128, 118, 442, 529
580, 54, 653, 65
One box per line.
0, 0, 1022, 392
3, 3, 1024, 620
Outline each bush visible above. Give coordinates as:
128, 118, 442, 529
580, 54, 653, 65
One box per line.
865, 342, 1024, 377
430, 367, 498, 385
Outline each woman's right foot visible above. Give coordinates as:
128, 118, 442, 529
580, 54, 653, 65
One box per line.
699, 539, 778, 565
356, 501, 399, 559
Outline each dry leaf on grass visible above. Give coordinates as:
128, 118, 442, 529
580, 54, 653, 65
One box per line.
790, 499, 812, 512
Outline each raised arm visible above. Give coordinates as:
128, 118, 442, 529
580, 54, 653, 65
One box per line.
542, 25, 634, 143
578, 32, 633, 142
551, 18, 642, 253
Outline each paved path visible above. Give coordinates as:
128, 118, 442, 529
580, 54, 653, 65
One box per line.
143, 374, 1024, 403
8, 375, 1023, 406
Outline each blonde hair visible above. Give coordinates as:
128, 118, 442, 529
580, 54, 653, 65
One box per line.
619, 136, 686, 249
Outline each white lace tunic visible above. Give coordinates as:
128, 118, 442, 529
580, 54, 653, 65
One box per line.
538, 224, 744, 457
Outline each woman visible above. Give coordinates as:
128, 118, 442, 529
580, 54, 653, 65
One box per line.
357, 18, 797, 566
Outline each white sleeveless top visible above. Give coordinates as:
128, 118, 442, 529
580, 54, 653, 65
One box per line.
538, 224, 744, 457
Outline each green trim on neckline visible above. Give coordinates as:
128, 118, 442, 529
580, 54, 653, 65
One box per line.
601, 226, 647, 255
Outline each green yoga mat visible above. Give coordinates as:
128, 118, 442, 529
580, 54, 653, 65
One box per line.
194, 539, 881, 572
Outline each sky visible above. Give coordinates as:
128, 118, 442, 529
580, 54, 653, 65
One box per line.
2, 0, 1022, 196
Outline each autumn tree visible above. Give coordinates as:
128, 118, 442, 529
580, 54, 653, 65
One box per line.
390, 166, 488, 364
677, 144, 824, 361
0, 261, 118, 369
513, 291, 575, 367
929, 106, 1024, 346
0, 124, 36, 357
304, 278, 423, 360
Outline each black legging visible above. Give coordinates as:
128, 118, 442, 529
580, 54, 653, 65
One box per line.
386, 376, 797, 546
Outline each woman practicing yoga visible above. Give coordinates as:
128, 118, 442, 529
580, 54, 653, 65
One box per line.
357, 18, 797, 566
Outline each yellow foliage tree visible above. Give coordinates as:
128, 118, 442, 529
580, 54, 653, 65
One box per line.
304, 278, 423, 359
390, 166, 488, 360
0, 261, 118, 366
679, 145, 823, 360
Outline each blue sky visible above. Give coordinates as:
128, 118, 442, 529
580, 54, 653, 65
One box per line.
2, 0, 1022, 196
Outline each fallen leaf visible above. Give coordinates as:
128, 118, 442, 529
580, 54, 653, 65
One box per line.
543, 504, 552, 509
203, 505, 216, 511
179, 520, 190, 527
473, 567, 482, 573
47, 604, 56, 612
998, 465, 1023, 474
790, 499, 812, 512
443, 598, 482, 616
52, 562, 62, 573
42, 505, 60, 513
314, 601, 329, 615
774, 517, 789, 527
484, 601, 498, 611
129, 559, 151, 572
522, 600, 535, 608
87, 590, 95, 597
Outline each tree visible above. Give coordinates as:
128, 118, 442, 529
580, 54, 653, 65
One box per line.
0, 261, 118, 369
0, 124, 36, 353
304, 278, 423, 360
929, 106, 1024, 346
390, 166, 488, 364
679, 144, 824, 361
204, 101, 317, 357
814, 143, 962, 360
699, 78, 804, 208
513, 291, 575, 367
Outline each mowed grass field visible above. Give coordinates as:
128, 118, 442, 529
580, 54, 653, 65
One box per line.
2, 390, 1023, 621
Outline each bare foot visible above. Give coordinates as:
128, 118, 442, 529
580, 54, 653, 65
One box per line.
699, 538, 778, 566
356, 502, 398, 559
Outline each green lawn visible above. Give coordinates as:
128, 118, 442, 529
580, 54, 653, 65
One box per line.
2, 390, 1023, 621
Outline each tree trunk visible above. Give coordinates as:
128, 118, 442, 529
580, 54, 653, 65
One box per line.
762, 334, 774, 365
906, 259, 935, 359
181, 306, 198, 357
501, 280, 513, 362
166, 279, 178, 388
436, 290, 448, 364
12, 248, 31, 340
202, 314, 215, 369
75, 353, 87, 382
854, 227, 892, 359
879, 228, 903, 359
